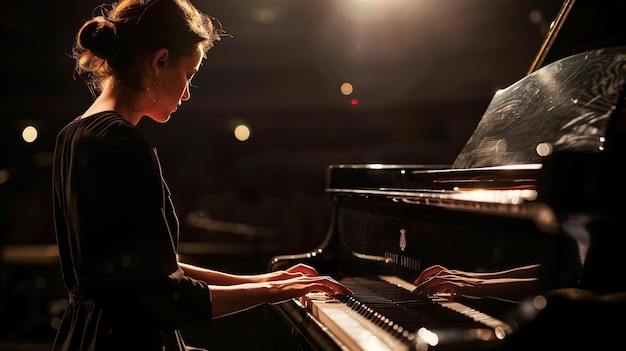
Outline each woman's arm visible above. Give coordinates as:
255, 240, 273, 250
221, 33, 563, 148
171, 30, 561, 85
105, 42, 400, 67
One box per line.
414, 264, 540, 286
178, 261, 352, 318
413, 264, 542, 303
179, 262, 321, 285
208, 275, 352, 318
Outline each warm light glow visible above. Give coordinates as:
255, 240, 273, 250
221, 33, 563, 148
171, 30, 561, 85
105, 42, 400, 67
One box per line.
533, 295, 548, 309
494, 326, 507, 340
535, 205, 559, 233
332, 0, 412, 24
50, 317, 62, 330
351, 99, 358, 105
22, 125, 38, 143
454, 189, 538, 203
254, 8, 275, 24
234, 124, 251, 141
340, 82, 353, 95
529, 10, 542, 24
417, 327, 439, 346
467, 328, 498, 341
0, 169, 9, 184
536, 142, 553, 157
599, 136, 606, 151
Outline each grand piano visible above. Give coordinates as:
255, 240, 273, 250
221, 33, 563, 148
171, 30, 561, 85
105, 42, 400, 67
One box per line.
266, 0, 626, 350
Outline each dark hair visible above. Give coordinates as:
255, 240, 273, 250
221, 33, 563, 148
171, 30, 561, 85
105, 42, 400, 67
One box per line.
73, 0, 226, 96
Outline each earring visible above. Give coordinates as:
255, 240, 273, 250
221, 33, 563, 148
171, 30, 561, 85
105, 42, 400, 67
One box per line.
146, 81, 158, 103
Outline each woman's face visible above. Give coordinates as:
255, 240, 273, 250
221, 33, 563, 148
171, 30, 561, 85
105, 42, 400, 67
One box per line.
148, 47, 203, 123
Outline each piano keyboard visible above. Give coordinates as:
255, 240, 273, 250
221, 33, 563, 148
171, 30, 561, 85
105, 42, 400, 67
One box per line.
298, 276, 512, 351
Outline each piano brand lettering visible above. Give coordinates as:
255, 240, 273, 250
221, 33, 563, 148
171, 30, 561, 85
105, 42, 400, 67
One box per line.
399, 228, 407, 251
384, 252, 420, 271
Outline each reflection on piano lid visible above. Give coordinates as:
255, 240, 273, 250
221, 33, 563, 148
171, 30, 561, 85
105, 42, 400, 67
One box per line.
453, 44, 626, 169
267, 1, 626, 350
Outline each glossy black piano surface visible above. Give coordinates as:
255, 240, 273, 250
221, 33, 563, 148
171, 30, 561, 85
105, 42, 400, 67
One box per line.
267, 1, 626, 350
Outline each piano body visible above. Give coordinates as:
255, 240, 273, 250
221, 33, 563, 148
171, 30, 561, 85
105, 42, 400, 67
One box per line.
267, 0, 626, 350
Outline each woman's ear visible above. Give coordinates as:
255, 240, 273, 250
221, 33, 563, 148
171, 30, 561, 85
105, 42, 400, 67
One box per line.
152, 48, 169, 74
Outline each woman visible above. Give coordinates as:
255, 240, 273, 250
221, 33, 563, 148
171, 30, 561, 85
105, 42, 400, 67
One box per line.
51, 0, 352, 350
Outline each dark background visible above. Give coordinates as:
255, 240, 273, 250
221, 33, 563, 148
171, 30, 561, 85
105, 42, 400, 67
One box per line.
0, 0, 565, 349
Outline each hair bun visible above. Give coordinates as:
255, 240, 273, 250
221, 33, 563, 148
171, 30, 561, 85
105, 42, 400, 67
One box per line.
78, 17, 119, 60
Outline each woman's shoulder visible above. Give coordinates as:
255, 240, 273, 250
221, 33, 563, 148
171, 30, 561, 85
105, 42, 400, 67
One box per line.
77, 111, 134, 134
59, 111, 153, 155
69, 111, 147, 142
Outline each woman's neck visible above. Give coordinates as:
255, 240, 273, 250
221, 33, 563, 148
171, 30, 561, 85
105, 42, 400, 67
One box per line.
82, 79, 146, 126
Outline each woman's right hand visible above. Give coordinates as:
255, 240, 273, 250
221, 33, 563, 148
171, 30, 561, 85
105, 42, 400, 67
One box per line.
209, 274, 353, 318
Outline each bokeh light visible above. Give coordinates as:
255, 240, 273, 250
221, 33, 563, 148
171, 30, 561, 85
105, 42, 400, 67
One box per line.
341, 82, 354, 95
234, 124, 251, 141
22, 125, 38, 143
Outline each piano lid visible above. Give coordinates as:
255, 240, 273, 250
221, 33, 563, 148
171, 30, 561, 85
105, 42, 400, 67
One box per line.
451, 0, 626, 169
452, 44, 626, 169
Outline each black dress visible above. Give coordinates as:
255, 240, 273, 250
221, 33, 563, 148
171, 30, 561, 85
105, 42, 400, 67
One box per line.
52, 111, 212, 351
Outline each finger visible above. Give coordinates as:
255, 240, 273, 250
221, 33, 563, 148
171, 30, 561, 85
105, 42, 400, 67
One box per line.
287, 263, 319, 277
295, 282, 339, 297
414, 271, 433, 285
285, 275, 345, 294
329, 281, 353, 295
413, 277, 461, 296
309, 277, 353, 296
414, 265, 447, 284
412, 279, 439, 295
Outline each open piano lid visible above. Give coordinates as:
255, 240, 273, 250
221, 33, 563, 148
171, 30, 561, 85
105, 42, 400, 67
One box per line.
454, 0, 626, 170
452, 43, 626, 170
329, 42, 626, 190
329, 0, 626, 205
446, 0, 626, 216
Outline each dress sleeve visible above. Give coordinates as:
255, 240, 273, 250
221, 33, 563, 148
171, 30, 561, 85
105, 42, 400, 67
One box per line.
73, 122, 212, 329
